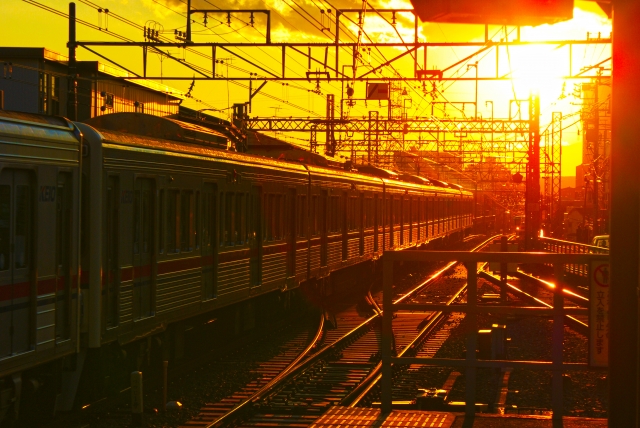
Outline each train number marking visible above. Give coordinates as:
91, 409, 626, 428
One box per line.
39, 186, 56, 202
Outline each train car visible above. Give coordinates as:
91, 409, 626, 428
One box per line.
76, 114, 313, 352
0, 111, 82, 420
0, 111, 474, 421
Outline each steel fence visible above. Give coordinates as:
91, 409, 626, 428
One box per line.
381, 250, 608, 420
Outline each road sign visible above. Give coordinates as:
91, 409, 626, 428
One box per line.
589, 261, 609, 367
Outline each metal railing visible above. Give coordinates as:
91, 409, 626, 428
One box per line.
539, 237, 608, 278
381, 250, 608, 420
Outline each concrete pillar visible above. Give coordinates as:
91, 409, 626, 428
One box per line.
610, 1, 640, 425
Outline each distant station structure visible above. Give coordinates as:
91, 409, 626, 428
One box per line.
0, 47, 184, 120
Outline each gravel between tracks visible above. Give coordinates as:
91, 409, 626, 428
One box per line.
45, 319, 313, 428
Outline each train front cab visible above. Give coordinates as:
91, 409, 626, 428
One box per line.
0, 112, 82, 422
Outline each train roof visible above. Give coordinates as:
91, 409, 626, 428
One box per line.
0, 110, 81, 145
397, 173, 432, 186
0, 110, 73, 128
77, 113, 472, 195
83, 113, 229, 149
427, 178, 449, 188
356, 164, 399, 179
76, 122, 311, 175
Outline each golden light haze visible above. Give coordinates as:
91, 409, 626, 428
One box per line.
1, 0, 611, 178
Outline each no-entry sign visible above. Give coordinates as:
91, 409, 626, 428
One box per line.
589, 261, 609, 367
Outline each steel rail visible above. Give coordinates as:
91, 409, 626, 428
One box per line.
204, 312, 325, 428
208, 234, 497, 427
513, 270, 588, 304
479, 271, 589, 335
342, 237, 500, 407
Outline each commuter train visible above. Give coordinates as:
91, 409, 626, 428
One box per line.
0, 111, 474, 421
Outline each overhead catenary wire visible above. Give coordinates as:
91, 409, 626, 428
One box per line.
22, 0, 322, 115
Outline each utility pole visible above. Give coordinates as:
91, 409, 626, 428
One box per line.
525, 94, 540, 250
67, 2, 77, 121
186, 0, 192, 43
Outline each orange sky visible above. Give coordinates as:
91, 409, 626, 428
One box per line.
2, 0, 611, 175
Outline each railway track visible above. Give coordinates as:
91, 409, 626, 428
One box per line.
184, 234, 497, 428
348, 242, 593, 413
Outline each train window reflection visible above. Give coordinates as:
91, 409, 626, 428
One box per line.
219, 192, 225, 247
195, 192, 201, 249
225, 193, 233, 245
236, 193, 244, 244
167, 190, 179, 253
181, 191, 193, 252
0, 185, 9, 271
297, 195, 306, 238
311, 195, 318, 236
133, 190, 141, 254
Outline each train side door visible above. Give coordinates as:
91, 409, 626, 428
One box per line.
132, 178, 155, 319
320, 190, 328, 267
104, 176, 119, 327
342, 192, 348, 261
249, 186, 262, 287
55, 172, 72, 340
202, 183, 218, 297
0, 169, 33, 356
287, 188, 296, 277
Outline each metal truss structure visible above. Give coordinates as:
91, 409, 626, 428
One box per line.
60, 2, 612, 245
542, 112, 562, 234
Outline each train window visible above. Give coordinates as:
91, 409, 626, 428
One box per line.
219, 192, 225, 247
297, 195, 307, 238
413, 199, 419, 223
158, 189, 165, 254
236, 193, 245, 245
56, 173, 72, 340
167, 189, 179, 253
225, 193, 234, 246
0, 185, 9, 272
403, 197, 410, 224
363, 197, 372, 229
133, 191, 141, 254
15, 186, 30, 269
357, 195, 363, 230
142, 188, 152, 253
133, 178, 155, 320
0, 170, 33, 356
106, 176, 119, 328
181, 191, 193, 252
81, 174, 89, 260
275, 194, 283, 240
195, 192, 201, 249
373, 195, 379, 230
328, 196, 339, 233
347, 197, 356, 230
245, 193, 252, 245
202, 187, 213, 248
264, 194, 272, 241
310, 195, 318, 236
202, 184, 217, 299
